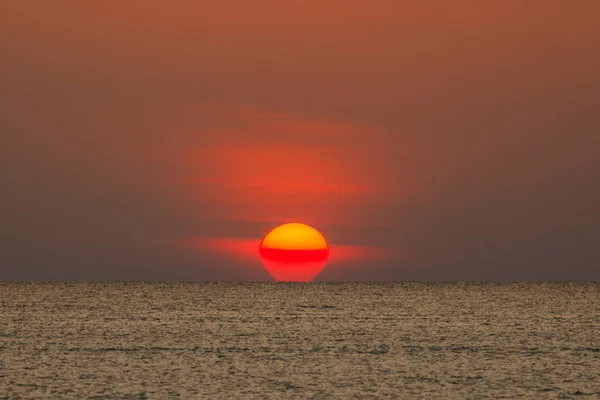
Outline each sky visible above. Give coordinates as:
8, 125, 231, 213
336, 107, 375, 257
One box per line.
1, 1, 599, 281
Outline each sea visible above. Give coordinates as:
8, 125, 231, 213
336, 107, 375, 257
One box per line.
1, 283, 599, 399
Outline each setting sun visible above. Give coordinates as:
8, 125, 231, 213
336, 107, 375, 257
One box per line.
261, 222, 327, 250
259, 223, 329, 281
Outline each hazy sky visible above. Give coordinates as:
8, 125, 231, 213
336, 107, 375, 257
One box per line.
1, 1, 599, 281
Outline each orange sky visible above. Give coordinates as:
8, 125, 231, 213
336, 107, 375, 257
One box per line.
1, 1, 599, 281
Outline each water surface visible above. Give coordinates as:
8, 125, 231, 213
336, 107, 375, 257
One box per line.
1, 283, 599, 398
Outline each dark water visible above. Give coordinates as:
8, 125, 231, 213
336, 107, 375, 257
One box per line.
1, 283, 599, 399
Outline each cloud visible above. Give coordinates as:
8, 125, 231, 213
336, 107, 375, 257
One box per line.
186, 236, 391, 281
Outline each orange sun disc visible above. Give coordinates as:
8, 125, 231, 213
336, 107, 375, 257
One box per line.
259, 223, 329, 281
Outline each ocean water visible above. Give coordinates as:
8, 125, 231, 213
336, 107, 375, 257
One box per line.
1, 283, 599, 399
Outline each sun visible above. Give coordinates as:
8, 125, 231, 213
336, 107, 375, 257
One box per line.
260, 223, 329, 259
259, 223, 329, 281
